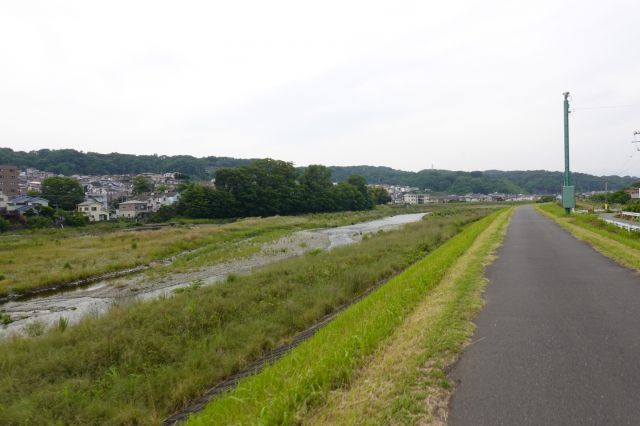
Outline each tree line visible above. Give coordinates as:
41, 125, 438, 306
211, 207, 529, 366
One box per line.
330, 167, 636, 194
0, 148, 250, 179
174, 160, 390, 219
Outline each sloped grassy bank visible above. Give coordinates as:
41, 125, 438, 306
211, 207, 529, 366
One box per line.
188, 208, 508, 425
0, 206, 494, 425
308, 207, 512, 425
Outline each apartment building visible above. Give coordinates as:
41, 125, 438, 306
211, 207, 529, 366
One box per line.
0, 165, 19, 196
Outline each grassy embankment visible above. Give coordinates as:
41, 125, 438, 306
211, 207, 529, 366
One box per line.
0, 206, 495, 425
537, 203, 640, 270
0, 204, 435, 297
189, 208, 511, 425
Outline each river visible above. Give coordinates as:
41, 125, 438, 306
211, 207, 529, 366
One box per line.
0, 213, 427, 339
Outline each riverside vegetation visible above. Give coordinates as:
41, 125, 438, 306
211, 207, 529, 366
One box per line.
0, 204, 428, 298
0, 205, 497, 424
189, 208, 511, 425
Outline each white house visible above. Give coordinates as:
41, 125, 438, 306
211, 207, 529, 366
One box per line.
148, 191, 180, 212
77, 200, 111, 222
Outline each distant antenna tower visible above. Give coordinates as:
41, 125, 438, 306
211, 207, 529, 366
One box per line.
633, 131, 640, 151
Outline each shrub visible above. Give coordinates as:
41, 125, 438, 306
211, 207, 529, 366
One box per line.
58, 211, 88, 227
0, 312, 12, 325
0, 216, 10, 233
24, 321, 46, 337
26, 216, 52, 229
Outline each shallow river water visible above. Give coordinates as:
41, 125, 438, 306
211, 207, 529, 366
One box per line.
0, 213, 426, 339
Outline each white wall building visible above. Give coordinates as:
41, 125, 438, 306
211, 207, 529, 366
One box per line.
403, 193, 433, 204
77, 200, 111, 222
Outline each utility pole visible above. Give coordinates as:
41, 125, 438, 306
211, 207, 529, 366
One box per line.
562, 92, 575, 214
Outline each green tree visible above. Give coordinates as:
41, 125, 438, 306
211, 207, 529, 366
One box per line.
34, 205, 56, 218
132, 175, 153, 194
610, 190, 631, 204
300, 165, 336, 212
177, 184, 234, 218
41, 177, 84, 210
368, 186, 392, 205
332, 182, 369, 211
215, 159, 300, 216
26, 216, 52, 229
346, 175, 374, 209
150, 205, 177, 222
58, 211, 88, 227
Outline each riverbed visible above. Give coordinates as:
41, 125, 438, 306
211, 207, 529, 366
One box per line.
0, 213, 426, 339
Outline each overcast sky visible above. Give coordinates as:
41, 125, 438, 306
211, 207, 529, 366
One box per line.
1, 1, 639, 175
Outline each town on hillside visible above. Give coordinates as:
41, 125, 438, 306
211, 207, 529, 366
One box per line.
1, 163, 630, 226
0, 164, 182, 223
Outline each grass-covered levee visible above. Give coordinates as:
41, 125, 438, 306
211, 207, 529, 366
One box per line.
0, 206, 496, 425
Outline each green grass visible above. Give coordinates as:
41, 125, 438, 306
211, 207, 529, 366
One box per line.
537, 203, 640, 270
188, 209, 507, 425
366, 208, 512, 424
0, 206, 496, 425
0, 204, 440, 297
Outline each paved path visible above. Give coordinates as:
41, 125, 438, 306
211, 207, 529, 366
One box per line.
449, 205, 640, 425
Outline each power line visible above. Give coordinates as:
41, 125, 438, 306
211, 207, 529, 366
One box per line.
573, 103, 640, 110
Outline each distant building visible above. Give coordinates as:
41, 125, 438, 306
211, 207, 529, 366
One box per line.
462, 193, 493, 203
148, 191, 180, 211
0, 165, 19, 196
625, 188, 640, 199
7, 195, 49, 214
116, 200, 149, 219
403, 193, 433, 204
77, 200, 111, 222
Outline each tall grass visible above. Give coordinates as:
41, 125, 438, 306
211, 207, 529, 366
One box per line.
0, 206, 494, 425
0, 204, 438, 297
189, 209, 506, 425
538, 203, 640, 250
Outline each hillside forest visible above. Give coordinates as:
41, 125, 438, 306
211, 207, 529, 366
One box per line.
1, 147, 634, 194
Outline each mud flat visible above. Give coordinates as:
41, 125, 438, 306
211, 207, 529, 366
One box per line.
0, 213, 426, 339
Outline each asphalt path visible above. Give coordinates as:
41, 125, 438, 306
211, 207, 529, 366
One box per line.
448, 205, 640, 425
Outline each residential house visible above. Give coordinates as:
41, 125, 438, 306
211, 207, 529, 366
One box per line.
148, 191, 180, 211
116, 200, 150, 219
462, 193, 493, 203
431, 195, 461, 203
7, 195, 49, 214
77, 200, 111, 222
